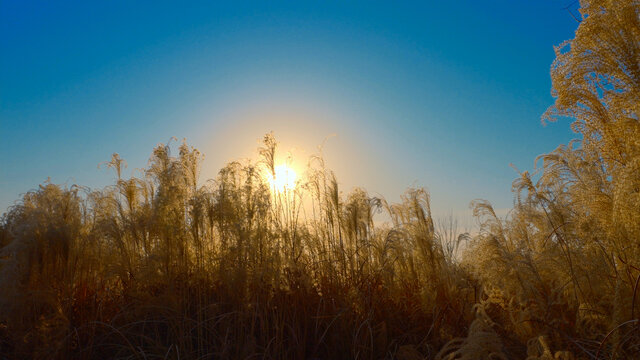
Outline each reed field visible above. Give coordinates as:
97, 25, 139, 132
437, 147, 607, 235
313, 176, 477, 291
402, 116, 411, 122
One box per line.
1, 1, 639, 359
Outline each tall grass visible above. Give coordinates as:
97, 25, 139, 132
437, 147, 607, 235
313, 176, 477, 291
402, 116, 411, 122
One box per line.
0, 135, 474, 359
1, 0, 639, 358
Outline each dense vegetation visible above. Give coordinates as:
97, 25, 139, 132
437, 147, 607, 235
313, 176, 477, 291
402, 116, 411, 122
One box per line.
1, 0, 638, 358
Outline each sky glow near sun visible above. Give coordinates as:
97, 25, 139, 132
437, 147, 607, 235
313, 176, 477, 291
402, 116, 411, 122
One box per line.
0, 1, 579, 230
268, 164, 297, 192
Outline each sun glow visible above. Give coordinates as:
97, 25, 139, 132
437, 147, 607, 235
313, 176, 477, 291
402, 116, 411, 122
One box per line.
268, 164, 297, 192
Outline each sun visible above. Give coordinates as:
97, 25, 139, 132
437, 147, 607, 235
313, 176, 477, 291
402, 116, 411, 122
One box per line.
268, 164, 297, 192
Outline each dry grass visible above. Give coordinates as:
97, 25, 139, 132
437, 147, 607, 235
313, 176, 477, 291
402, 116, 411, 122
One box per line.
1, 0, 639, 358
0, 137, 474, 359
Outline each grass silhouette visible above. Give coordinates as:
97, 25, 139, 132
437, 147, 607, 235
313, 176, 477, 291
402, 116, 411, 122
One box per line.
1, 0, 639, 359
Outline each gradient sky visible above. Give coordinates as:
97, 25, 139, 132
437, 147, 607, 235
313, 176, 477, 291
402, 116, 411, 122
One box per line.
1, 1, 580, 226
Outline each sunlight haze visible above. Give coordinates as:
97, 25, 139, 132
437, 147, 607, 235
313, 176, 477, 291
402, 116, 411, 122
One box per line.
2, 1, 578, 224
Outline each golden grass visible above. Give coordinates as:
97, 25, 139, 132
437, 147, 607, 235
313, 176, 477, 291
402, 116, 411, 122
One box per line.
1, 0, 639, 358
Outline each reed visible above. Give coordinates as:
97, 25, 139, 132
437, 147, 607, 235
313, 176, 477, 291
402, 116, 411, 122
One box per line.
1, 0, 639, 358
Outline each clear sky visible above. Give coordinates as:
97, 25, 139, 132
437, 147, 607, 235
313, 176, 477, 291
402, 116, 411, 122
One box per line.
1, 1, 580, 225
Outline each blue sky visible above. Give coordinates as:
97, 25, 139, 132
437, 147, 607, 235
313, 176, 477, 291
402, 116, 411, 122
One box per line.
1, 1, 579, 223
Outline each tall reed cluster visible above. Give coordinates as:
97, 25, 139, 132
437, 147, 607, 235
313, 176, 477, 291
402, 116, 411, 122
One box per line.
0, 135, 473, 359
1, 0, 638, 358
440, 1, 640, 358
